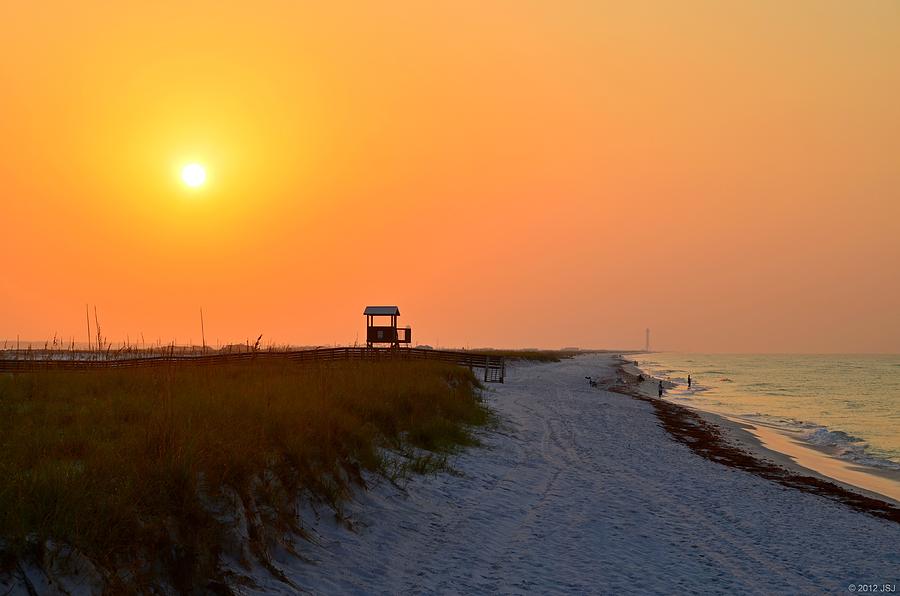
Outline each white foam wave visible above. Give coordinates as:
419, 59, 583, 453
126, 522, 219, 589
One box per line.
799, 427, 900, 471
739, 413, 900, 471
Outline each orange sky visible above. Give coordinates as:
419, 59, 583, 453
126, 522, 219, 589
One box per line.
1, 1, 899, 352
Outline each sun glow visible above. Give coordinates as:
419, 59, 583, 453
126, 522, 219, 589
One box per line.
181, 163, 206, 188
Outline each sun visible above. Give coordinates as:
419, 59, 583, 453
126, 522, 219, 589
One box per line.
181, 163, 206, 188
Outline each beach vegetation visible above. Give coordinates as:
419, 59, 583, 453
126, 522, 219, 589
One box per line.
469, 349, 583, 362
0, 360, 488, 590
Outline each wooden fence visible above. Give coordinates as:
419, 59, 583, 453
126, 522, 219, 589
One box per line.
0, 347, 506, 383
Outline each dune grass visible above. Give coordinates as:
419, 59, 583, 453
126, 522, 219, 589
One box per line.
0, 360, 488, 589
469, 349, 582, 362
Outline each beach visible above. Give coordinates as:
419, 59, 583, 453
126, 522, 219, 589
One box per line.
625, 355, 900, 506
241, 354, 899, 594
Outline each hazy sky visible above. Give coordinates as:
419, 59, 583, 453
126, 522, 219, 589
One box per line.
1, 1, 898, 352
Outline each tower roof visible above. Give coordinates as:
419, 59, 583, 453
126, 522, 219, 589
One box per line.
363, 306, 400, 316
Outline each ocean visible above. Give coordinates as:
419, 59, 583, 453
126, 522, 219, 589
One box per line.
633, 353, 900, 471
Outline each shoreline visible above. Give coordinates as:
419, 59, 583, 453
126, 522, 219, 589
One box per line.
622, 357, 900, 505
614, 359, 900, 522
620, 359, 900, 505
720, 412, 900, 505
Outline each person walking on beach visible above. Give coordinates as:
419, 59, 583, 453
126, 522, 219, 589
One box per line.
658, 380, 663, 398
687, 374, 692, 389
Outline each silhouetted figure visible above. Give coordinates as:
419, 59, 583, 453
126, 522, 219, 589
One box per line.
687, 374, 692, 389
637, 374, 645, 383
658, 380, 663, 398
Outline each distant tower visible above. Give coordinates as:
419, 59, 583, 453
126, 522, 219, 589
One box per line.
645, 328, 650, 352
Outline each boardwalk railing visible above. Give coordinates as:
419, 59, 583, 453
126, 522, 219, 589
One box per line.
0, 348, 506, 383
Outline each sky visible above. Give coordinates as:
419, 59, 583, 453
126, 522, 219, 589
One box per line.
1, 1, 899, 353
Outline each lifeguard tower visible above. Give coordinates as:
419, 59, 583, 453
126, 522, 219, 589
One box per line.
364, 306, 412, 348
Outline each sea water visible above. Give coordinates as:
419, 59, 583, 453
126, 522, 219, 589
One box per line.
633, 353, 900, 470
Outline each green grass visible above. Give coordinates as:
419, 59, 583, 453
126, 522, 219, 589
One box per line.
0, 360, 488, 589
469, 349, 582, 362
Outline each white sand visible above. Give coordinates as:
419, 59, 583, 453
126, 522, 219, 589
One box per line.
240, 354, 899, 594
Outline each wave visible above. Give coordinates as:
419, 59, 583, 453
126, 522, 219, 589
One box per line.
801, 427, 900, 471
739, 413, 900, 471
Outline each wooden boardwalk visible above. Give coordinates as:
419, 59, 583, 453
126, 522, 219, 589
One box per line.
0, 347, 506, 383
